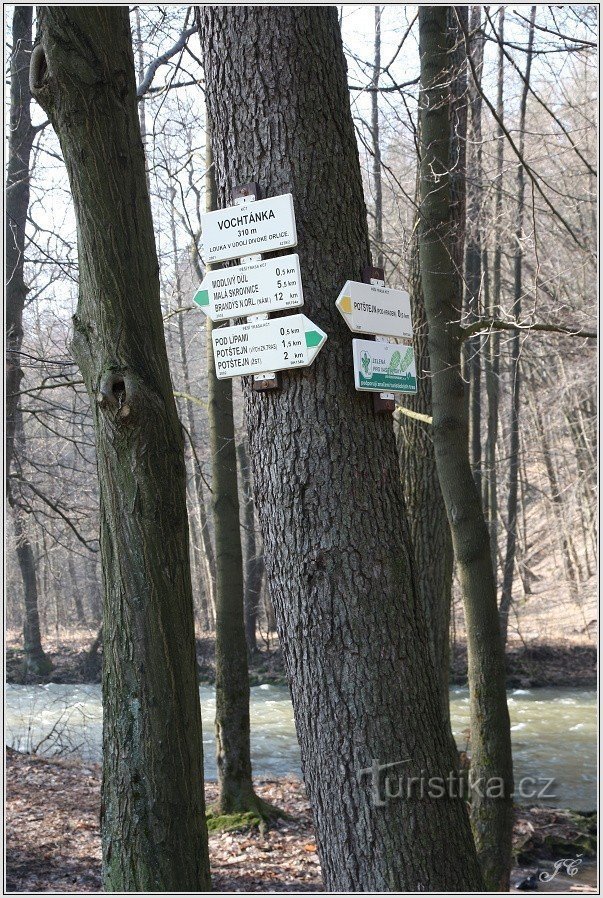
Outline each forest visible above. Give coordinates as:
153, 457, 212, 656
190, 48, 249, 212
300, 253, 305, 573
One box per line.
5, 4, 597, 894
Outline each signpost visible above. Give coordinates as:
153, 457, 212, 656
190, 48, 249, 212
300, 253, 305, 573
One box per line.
352, 338, 417, 394
201, 193, 297, 264
193, 254, 303, 322
211, 313, 327, 380
336, 280, 412, 338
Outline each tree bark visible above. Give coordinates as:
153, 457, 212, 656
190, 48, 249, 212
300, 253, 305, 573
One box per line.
418, 7, 514, 890
6, 6, 52, 677
499, 6, 536, 647
201, 7, 483, 891
31, 8, 210, 890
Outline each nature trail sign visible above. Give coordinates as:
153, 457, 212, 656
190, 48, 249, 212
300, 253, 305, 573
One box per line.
352, 339, 417, 393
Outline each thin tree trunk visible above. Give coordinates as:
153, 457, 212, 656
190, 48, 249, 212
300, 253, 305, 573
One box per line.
205, 122, 265, 816
237, 439, 264, 656
68, 552, 87, 626
201, 7, 483, 891
31, 9, 210, 890
465, 6, 485, 498
6, 6, 52, 677
484, 6, 505, 572
499, 6, 536, 647
418, 7, 514, 890
371, 5, 384, 269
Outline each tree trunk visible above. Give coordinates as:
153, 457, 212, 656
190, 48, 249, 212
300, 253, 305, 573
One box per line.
31, 9, 210, 890
201, 7, 483, 891
397, 6, 467, 739
205, 123, 263, 815
237, 439, 264, 656
484, 6, 505, 572
499, 6, 536, 648
68, 552, 87, 626
465, 6, 485, 498
371, 5, 384, 270
6, 6, 52, 677
418, 7, 514, 890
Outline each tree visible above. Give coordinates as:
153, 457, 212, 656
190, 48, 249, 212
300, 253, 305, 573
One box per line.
6, 5, 52, 677
30, 8, 210, 890
396, 6, 468, 735
499, 6, 537, 646
418, 7, 514, 889
204, 125, 268, 816
200, 6, 483, 891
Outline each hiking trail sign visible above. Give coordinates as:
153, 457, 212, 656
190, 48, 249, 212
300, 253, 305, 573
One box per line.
201, 193, 297, 264
193, 254, 303, 322
212, 314, 327, 380
336, 280, 412, 339
352, 338, 417, 394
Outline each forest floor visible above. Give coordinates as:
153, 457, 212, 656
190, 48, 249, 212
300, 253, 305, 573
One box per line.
5, 630, 597, 689
5, 749, 597, 893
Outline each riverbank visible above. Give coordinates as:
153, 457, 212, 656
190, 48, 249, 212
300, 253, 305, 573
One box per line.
6, 631, 597, 689
5, 749, 596, 892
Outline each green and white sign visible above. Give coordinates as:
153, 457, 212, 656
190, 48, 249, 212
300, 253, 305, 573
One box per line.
201, 193, 297, 263
352, 339, 417, 394
212, 314, 327, 380
193, 254, 303, 321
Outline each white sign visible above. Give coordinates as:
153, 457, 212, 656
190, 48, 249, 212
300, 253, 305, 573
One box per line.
352, 338, 417, 394
193, 254, 303, 322
212, 314, 327, 380
201, 193, 297, 264
336, 281, 412, 338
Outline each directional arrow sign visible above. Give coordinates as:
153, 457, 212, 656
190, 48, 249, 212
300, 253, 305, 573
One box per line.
193, 254, 303, 322
212, 314, 327, 380
201, 193, 297, 264
352, 339, 417, 394
336, 281, 412, 338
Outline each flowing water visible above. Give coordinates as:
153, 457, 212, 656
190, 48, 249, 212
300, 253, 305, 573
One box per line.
5, 683, 596, 810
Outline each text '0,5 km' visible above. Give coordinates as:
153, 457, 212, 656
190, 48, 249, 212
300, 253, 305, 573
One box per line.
201, 193, 297, 263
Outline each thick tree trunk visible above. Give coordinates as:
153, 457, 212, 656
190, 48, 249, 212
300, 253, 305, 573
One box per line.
31, 9, 210, 890
500, 7, 536, 647
6, 6, 52, 677
201, 7, 483, 891
418, 7, 514, 890
237, 439, 264, 656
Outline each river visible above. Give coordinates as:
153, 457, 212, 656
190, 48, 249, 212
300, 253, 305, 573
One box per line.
5, 683, 596, 810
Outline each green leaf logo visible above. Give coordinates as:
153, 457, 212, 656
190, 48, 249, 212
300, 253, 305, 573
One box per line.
388, 350, 401, 374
